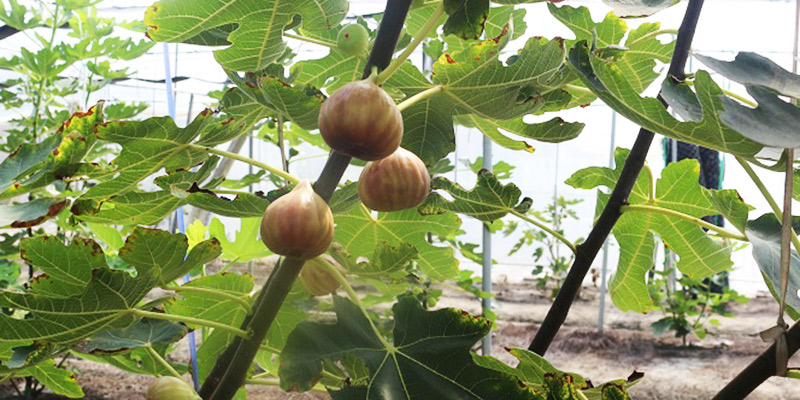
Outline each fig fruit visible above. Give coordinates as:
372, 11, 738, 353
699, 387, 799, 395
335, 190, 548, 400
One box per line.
358, 147, 430, 212
146, 377, 200, 400
260, 180, 334, 260
337, 24, 369, 57
318, 78, 403, 161
299, 255, 342, 296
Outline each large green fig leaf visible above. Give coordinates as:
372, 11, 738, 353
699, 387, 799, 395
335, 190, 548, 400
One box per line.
334, 206, 461, 281
548, 4, 675, 100
569, 39, 762, 157
279, 296, 534, 399
442, 0, 490, 40
0, 198, 69, 229
79, 111, 237, 200
22, 359, 84, 398
0, 228, 219, 345
1, 103, 104, 200
602, 0, 680, 17
226, 70, 323, 130
421, 169, 532, 222
694, 52, 800, 148
73, 156, 219, 225
76, 318, 189, 354
745, 213, 800, 320
568, 149, 738, 312
144, 0, 348, 71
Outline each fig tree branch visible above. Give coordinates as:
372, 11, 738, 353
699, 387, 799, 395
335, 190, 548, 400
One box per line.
526, 0, 706, 356
713, 319, 800, 399
199, 2, 413, 398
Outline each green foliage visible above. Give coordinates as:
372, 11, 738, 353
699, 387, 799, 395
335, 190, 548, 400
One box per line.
568, 149, 743, 312
507, 197, 582, 299
280, 296, 534, 399
649, 269, 748, 344
144, 0, 348, 71
1, 0, 797, 398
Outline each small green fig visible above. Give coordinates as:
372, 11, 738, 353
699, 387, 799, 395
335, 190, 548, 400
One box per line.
358, 147, 430, 212
146, 377, 200, 400
318, 78, 403, 161
337, 24, 369, 57
260, 180, 334, 260
300, 256, 342, 296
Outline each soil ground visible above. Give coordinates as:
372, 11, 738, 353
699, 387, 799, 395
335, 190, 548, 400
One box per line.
2, 261, 799, 399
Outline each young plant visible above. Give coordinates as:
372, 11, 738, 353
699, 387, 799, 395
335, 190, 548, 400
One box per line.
508, 196, 583, 299
649, 269, 748, 346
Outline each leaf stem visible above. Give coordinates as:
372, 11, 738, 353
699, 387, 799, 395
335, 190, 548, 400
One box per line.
643, 164, 656, 202
129, 309, 251, 339
283, 32, 337, 49
736, 156, 800, 251
257, 345, 345, 382
144, 344, 183, 380
191, 144, 299, 184
162, 285, 253, 315
626, 28, 679, 46
397, 85, 444, 112
510, 210, 577, 254
315, 256, 392, 349
620, 204, 748, 241
377, 3, 445, 85
245, 378, 328, 393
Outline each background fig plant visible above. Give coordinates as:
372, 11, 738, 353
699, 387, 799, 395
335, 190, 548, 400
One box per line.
0, 0, 798, 399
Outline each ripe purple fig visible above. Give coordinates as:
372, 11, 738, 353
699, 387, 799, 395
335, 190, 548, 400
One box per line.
147, 377, 200, 400
299, 255, 342, 296
318, 78, 403, 161
260, 180, 334, 260
358, 147, 430, 212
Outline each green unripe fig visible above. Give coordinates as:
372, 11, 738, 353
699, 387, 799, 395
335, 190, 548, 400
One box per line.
337, 24, 369, 57
318, 79, 403, 161
260, 180, 334, 260
300, 256, 342, 296
359, 147, 430, 212
146, 377, 201, 400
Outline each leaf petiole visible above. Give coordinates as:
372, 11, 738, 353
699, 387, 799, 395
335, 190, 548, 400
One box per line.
129, 309, 251, 339
397, 85, 444, 112
315, 256, 392, 349
162, 285, 253, 315
620, 204, 748, 241
190, 144, 299, 184
377, 3, 446, 85
144, 344, 183, 380
510, 210, 577, 254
